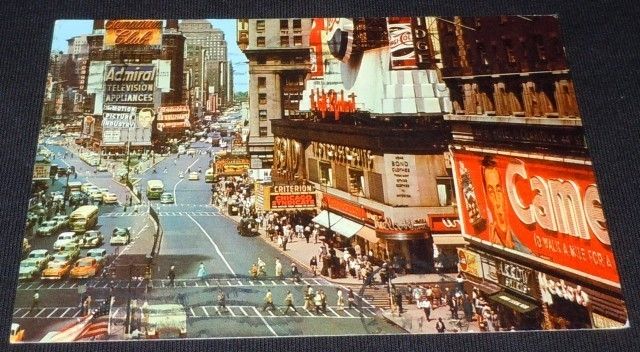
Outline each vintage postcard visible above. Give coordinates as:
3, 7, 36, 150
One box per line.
10, 16, 627, 342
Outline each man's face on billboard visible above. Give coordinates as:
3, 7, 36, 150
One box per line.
483, 166, 508, 236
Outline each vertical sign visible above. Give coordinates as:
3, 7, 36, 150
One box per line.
386, 17, 418, 70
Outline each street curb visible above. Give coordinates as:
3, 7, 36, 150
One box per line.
218, 211, 448, 287
380, 311, 412, 334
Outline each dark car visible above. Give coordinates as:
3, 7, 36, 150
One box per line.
69, 191, 89, 206
57, 167, 70, 177
237, 218, 259, 237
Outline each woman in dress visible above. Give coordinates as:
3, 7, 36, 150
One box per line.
196, 262, 207, 281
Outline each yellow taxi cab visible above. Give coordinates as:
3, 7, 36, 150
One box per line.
10, 323, 24, 343
41, 260, 72, 280
69, 257, 103, 279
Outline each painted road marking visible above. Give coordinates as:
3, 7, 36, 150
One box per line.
202, 306, 209, 317
252, 306, 278, 337
46, 308, 59, 318
187, 214, 236, 276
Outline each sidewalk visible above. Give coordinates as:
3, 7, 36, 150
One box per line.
225, 213, 456, 285
381, 302, 481, 334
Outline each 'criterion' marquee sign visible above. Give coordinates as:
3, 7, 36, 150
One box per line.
266, 183, 317, 210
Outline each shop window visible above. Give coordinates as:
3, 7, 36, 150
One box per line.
294, 35, 303, 46
256, 20, 265, 32
258, 77, 266, 88
436, 177, 454, 206
348, 169, 365, 196
259, 126, 268, 136
258, 109, 267, 120
258, 93, 267, 104
257, 36, 265, 47
319, 162, 333, 186
280, 36, 289, 47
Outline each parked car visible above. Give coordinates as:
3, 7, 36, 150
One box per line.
50, 191, 64, 202
81, 183, 95, 193
70, 257, 103, 279
79, 230, 104, 248
160, 193, 174, 204
188, 172, 199, 180
89, 189, 104, 203
18, 259, 43, 280
55, 243, 81, 262
87, 248, 108, 264
186, 148, 197, 156
41, 259, 72, 280
36, 220, 59, 237
110, 227, 131, 245
51, 215, 70, 229
69, 191, 89, 206
102, 192, 118, 204
27, 249, 53, 264
53, 232, 79, 250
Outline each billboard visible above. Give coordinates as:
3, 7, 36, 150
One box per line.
104, 20, 162, 48
452, 149, 618, 285
103, 64, 156, 105
102, 105, 154, 146
386, 17, 418, 70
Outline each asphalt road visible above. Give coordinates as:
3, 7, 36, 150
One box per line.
12, 139, 405, 341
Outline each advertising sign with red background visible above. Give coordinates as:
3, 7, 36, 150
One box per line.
309, 19, 324, 78
428, 215, 461, 233
452, 149, 619, 285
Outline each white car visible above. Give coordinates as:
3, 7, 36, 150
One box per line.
187, 148, 197, 156
50, 191, 64, 202
188, 172, 199, 180
102, 192, 118, 204
89, 189, 104, 202
53, 232, 79, 250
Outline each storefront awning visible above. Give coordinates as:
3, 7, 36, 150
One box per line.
356, 226, 379, 243
312, 210, 343, 229
331, 217, 363, 239
488, 292, 538, 314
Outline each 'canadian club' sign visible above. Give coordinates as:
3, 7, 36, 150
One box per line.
104, 20, 162, 47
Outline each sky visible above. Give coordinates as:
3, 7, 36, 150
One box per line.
51, 19, 249, 92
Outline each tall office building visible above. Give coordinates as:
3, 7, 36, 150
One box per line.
180, 20, 230, 108
237, 18, 312, 171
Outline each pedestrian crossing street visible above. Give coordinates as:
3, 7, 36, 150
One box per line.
16, 277, 334, 291
13, 304, 379, 320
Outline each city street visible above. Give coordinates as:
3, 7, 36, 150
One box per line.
14, 140, 405, 341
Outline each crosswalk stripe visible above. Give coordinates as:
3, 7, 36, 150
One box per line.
34, 309, 46, 318
72, 309, 81, 317
239, 307, 248, 316
327, 307, 340, 317
267, 310, 275, 316
47, 308, 59, 318
189, 307, 196, 317
228, 307, 236, 317
214, 306, 220, 315
343, 309, 354, 317
61, 308, 71, 317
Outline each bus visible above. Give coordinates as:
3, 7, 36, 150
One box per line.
146, 180, 164, 200
204, 168, 215, 183
69, 205, 99, 232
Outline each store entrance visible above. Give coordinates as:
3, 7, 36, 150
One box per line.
387, 237, 434, 274
546, 297, 591, 329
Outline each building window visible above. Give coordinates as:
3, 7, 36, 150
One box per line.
436, 177, 454, 206
257, 36, 265, 47
258, 77, 266, 88
293, 36, 303, 46
280, 36, 289, 47
259, 126, 268, 136
293, 19, 302, 29
319, 162, 333, 187
280, 19, 289, 30
258, 109, 267, 120
348, 169, 365, 196
258, 93, 267, 104
256, 20, 265, 32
